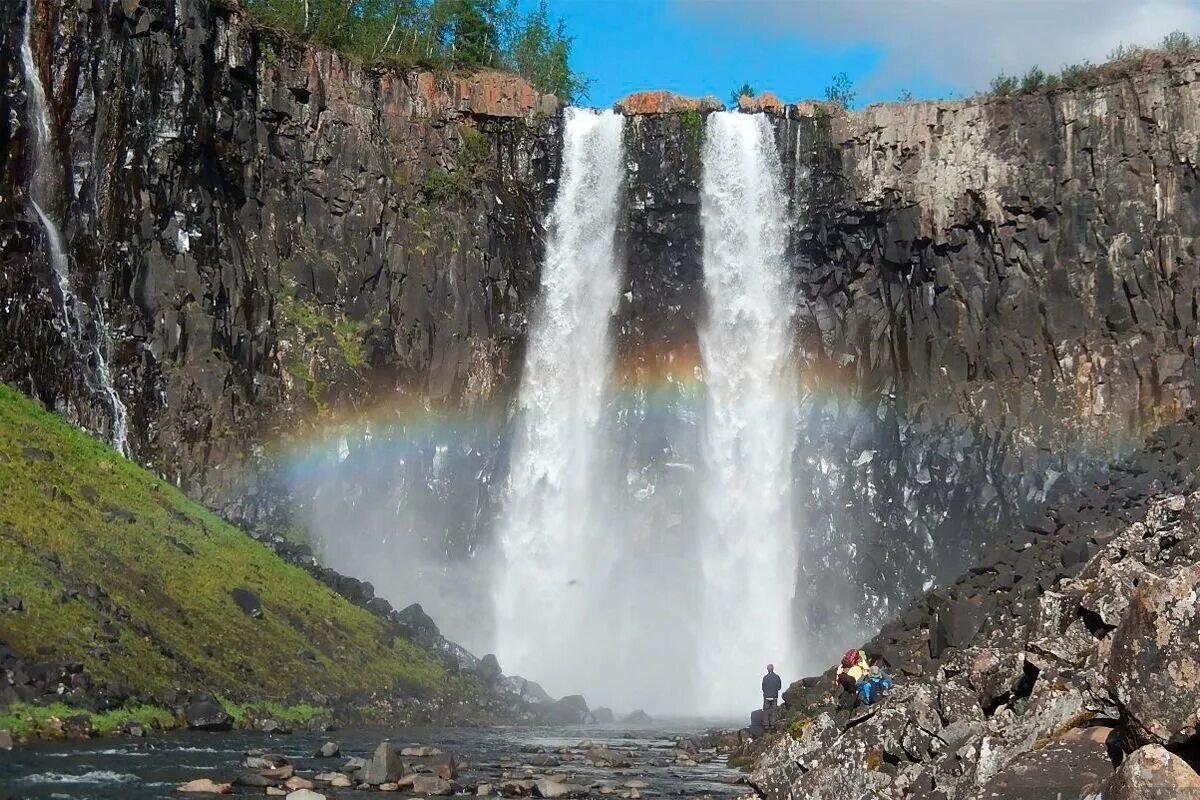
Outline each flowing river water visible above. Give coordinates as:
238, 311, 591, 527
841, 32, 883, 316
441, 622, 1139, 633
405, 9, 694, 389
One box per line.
0, 724, 748, 799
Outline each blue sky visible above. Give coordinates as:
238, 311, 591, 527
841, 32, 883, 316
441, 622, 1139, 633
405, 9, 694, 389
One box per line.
522, 0, 1200, 108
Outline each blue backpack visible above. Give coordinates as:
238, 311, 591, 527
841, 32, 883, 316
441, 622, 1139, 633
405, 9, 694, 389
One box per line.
858, 674, 893, 705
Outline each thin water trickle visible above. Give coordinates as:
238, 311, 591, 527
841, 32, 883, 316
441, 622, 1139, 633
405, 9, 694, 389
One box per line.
20, 0, 129, 456
494, 108, 626, 699
696, 112, 799, 714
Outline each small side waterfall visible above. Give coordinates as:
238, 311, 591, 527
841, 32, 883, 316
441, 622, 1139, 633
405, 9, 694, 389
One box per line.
494, 109, 626, 698
20, 0, 129, 456
20, 0, 70, 300
696, 112, 799, 713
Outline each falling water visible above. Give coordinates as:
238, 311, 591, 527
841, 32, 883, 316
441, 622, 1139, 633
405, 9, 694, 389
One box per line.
20, 0, 128, 456
494, 109, 626, 698
20, 0, 70, 300
696, 112, 798, 714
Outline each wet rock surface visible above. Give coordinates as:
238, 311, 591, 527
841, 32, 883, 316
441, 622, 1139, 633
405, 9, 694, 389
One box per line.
749, 482, 1200, 798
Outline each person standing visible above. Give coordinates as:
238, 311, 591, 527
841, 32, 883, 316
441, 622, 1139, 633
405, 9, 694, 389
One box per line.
761, 663, 782, 728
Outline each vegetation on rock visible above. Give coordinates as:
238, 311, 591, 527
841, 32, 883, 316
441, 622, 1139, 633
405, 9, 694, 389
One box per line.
987, 29, 1199, 97
0, 384, 460, 710
244, 0, 588, 101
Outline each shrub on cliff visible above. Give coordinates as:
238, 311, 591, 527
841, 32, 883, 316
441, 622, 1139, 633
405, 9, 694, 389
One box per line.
244, 0, 587, 102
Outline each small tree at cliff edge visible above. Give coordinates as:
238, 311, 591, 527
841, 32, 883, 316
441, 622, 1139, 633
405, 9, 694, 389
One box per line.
729, 82, 756, 108
824, 72, 856, 110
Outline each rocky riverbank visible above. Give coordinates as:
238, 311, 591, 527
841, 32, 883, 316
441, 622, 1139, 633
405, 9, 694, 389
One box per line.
173, 729, 750, 798
745, 413, 1200, 798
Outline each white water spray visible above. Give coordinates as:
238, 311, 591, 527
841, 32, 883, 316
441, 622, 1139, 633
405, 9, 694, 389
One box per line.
696, 112, 799, 714
20, 0, 128, 456
494, 109, 626, 698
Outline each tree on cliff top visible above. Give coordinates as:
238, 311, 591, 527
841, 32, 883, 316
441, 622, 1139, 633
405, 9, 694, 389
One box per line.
246, 0, 587, 102
729, 82, 756, 107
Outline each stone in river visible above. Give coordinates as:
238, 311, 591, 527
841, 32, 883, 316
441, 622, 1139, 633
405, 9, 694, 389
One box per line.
285, 790, 326, 800
176, 778, 232, 794
314, 741, 340, 758
411, 774, 453, 795
534, 775, 588, 798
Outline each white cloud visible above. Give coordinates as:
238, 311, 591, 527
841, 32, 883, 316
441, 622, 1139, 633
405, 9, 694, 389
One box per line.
674, 0, 1200, 94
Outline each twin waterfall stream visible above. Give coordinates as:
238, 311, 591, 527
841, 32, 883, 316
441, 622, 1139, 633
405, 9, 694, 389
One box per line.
496, 109, 799, 716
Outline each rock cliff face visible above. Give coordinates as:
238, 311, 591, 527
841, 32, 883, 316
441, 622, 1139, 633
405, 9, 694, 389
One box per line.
4, 0, 1200, 663
0, 0, 557, 534
787, 69, 1200, 642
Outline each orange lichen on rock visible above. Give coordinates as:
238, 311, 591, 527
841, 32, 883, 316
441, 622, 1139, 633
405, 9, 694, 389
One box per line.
738, 91, 786, 114
614, 90, 723, 114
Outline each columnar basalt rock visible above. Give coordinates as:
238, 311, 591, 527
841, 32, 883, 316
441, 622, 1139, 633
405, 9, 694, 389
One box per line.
4, 0, 1200, 682
0, 0, 557, 535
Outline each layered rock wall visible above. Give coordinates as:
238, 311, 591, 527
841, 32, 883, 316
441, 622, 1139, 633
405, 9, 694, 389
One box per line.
0, 0, 557, 531
4, 3, 1200, 660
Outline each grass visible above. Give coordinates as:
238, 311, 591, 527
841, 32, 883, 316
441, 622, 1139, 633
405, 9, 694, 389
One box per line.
221, 699, 327, 727
0, 702, 178, 739
0, 383, 457, 709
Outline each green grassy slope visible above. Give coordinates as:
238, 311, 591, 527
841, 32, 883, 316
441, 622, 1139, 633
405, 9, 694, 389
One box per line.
0, 383, 448, 703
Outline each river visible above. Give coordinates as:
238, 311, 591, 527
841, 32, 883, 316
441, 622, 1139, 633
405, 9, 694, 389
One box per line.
0, 721, 750, 799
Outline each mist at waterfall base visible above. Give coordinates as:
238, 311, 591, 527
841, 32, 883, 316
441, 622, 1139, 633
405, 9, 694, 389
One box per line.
288, 110, 815, 718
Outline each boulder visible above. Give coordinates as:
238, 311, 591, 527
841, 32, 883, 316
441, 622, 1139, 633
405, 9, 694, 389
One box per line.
396, 603, 441, 646
585, 746, 628, 767
545, 694, 591, 724
230, 588, 263, 618
400, 745, 443, 757
314, 741, 340, 758
1095, 744, 1200, 800
930, 596, 985, 658
411, 774, 453, 795
285, 791, 326, 800
1107, 564, 1200, 745
534, 775, 588, 798
623, 709, 652, 724
476, 653, 503, 684
176, 778, 232, 794
973, 727, 1116, 799
184, 694, 232, 731
498, 779, 536, 796
283, 777, 314, 790
363, 741, 404, 785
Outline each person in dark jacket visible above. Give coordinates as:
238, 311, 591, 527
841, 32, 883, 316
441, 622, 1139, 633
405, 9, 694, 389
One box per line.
761, 663, 782, 729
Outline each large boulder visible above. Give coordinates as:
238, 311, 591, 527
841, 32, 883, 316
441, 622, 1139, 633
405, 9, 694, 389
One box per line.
184, 694, 233, 731
230, 588, 263, 618
396, 603, 441, 647
1107, 563, 1200, 745
543, 694, 591, 724
410, 775, 452, 796
1095, 744, 1200, 800
930, 596, 985, 658
972, 727, 1116, 800
476, 653, 503, 685
362, 741, 405, 785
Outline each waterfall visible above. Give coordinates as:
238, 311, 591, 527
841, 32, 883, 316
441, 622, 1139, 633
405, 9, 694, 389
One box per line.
20, 0, 70, 299
494, 109, 626, 699
20, 0, 129, 456
696, 112, 799, 714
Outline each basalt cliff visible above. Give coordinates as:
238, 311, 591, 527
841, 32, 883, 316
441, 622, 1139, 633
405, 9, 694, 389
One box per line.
4, 0, 1200, 690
